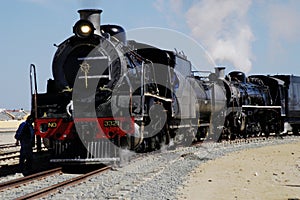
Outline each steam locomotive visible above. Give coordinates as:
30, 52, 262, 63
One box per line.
30, 9, 300, 164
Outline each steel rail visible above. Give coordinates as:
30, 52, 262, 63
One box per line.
0, 155, 19, 163
0, 143, 16, 149
15, 166, 111, 200
0, 150, 19, 156
0, 167, 62, 191
0, 147, 48, 163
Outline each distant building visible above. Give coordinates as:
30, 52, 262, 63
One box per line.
0, 109, 29, 121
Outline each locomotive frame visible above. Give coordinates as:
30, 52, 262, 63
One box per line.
29, 9, 299, 165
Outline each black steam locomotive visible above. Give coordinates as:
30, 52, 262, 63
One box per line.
30, 9, 300, 164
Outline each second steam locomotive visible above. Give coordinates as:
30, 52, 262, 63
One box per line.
30, 9, 300, 164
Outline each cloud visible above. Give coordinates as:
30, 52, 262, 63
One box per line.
185, 0, 254, 73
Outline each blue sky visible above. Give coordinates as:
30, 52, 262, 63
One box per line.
1, 0, 300, 109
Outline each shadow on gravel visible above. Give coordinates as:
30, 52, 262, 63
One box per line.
0, 164, 19, 176
0, 150, 55, 177
61, 164, 107, 174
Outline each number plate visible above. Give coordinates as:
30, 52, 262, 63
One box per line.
103, 120, 120, 127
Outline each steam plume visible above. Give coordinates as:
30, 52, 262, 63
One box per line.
185, 0, 254, 73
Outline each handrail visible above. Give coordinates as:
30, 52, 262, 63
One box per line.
30, 64, 41, 151
30, 64, 38, 119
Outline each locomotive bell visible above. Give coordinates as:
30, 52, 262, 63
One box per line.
77, 9, 102, 36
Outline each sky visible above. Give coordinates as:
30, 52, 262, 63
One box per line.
0, 0, 300, 110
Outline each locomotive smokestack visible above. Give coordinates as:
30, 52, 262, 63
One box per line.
215, 67, 225, 79
78, 9, 102, 36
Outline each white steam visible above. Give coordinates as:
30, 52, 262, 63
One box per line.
185, 0, 254, 73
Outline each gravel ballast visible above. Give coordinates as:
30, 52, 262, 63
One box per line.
37, 136, 300, 200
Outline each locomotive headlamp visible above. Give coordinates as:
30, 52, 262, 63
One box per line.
73, 20, 95, 38
80, 25, 91, 34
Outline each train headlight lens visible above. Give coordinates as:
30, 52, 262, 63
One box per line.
80, 25, 91, 34
73, 20, 95, 38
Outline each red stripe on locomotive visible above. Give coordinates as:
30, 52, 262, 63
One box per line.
34, 117, 135, 140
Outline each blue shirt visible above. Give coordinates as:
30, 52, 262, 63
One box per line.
15, 121, 34, 145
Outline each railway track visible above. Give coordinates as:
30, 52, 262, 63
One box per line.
0, 143, 19, 155
0, 166, 111, 199
0, 167, 62, 191
0, 133, 287, 166
0, 144, 20, 166
44, 135, 300, 199
0, 143, 47, 165
0, 143, 17, 149
1, 135, 298, 199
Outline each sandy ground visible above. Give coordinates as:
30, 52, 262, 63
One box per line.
178, 142, 300, 200
0, 120, 22, 144
0, 120, 23, 132
0, 132, 16, 145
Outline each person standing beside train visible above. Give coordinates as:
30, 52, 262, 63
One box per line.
14, 115, 34, 172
